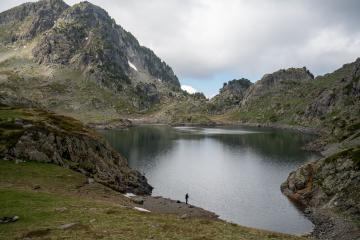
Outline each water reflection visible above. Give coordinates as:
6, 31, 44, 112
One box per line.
101, 125, 319, 234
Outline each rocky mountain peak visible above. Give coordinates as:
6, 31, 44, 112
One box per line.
61, 1, 112, 24
29, 0, 180, 92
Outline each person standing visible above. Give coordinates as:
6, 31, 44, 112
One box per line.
185, 193, 189, 204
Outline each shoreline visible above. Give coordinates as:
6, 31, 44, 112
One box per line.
306, 208, 360, 240
106, 116, 322, 135
96, 120, 358, 239
99, 121, 324, 237
130, 194, 219, 220
127, 193, 314, 238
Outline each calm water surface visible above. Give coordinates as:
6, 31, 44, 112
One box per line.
102, 125, 319, 234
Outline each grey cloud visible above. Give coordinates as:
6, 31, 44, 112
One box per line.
1, 0, 359, 80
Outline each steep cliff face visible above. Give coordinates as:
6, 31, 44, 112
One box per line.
210, 78, 253, 113
0, 103, 152, 195
281, 146, 360, 212
0, 0, 69, 42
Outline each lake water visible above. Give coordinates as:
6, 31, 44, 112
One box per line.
102, 125, 319, 234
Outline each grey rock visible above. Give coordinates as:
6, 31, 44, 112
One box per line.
210, 78, 253, 113
132, 197, 144, 205
87, 178, 95, 184
0, 0, 69, 42
281, 147, 360, 219
58, 222, 78, 230
54, 207, 68, 213
0, 216, 19, 224
4, 114, 152, 195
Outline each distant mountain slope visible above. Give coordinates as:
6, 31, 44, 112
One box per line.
212, 59, 360, 240
241, 67, 314, 105
0, 0, 182, 122
218, 59, 359, 144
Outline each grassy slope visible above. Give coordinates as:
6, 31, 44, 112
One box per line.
0, 104, 99, 153
0, 161, 307, 240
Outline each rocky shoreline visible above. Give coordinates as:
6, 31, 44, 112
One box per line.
307, 209, 360, 240
86, 118, 132, 130
106, 121, 359, 239
281, 143, 360, 240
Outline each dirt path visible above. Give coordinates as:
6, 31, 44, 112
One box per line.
135, 195, 218, 219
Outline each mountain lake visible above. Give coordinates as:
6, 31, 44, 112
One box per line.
102, 125, 320, 234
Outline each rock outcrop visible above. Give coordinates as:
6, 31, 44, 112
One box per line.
281, 148, 360, 212
304, 58, 360, 119
210, 78, 252, 113
0, 104, 152, 195
281, 145, 360, 240
0, 0, 69, 42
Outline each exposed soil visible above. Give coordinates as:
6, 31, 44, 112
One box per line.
308, 209, 360, 240
136, 196, 218, 219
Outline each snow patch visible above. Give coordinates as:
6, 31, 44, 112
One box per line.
181, 85, 197, 94
128, 60, 138, 71
124, 193, 136, 198
134, 207, 151, 212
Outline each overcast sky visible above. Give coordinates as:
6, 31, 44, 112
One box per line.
1, 0, 360, 97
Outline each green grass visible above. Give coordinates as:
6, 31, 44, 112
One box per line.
0, 105, 101, 153
0, 161, 307, 240
0, 105, 91, 135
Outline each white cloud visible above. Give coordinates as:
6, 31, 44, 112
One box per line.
181, 85, 197, 94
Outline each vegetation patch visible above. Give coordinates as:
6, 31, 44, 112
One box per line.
0, 160, 306, 240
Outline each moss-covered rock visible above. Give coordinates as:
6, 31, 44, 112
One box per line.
0, 104, 152, 195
